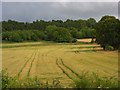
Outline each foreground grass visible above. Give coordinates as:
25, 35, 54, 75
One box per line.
2, 70, 61, 88
2, 70, 119, 88
75, 72, 118, 88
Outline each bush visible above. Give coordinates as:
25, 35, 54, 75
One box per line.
2, 70, 61, 88
75, 72, 118, 88
2, 70, 118, 88
105, 45, 114, 51
71, 38, 77, 43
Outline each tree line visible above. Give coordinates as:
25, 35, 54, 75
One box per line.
2, 18, 96, 42
1, 15, 120, 50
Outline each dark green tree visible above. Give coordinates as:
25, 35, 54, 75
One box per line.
9, 32, 23, 42
87, 18, 97, 28
46, 25, 75, 42
96, 15, 120, 50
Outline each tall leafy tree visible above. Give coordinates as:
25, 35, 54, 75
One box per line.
96, 15, 120, 50
87, 18, 97, 28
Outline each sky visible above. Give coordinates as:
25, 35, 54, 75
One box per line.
1, 0, 120, 2
0, 0, 119, 22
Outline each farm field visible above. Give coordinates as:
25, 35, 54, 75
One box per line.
2, 40, 118, 88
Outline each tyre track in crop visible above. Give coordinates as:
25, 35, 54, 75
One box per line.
56, 58, 81, 84
35, 46, 65, 79
36, 45, 80, 86
27, 50, 39, 77
45, 45, 84, 82
43, 46, 80, 80
29, 49, 40, 78
18, 49, 38, 79
39, 46, 63, 67
44, 46, 63, 57
35, 49, 40, 78
17, 49, 36, 78
34, 47, 58, 77
61, 50, 116, 76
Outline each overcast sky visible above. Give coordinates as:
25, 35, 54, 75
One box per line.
1, 0, 120, 2
1, 1, 119, 22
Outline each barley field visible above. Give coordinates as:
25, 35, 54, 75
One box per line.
2, 40, 118, 88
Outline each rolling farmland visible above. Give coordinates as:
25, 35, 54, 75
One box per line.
2, 40, 118, 88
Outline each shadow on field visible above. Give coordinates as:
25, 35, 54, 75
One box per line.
70, 45, 103, 53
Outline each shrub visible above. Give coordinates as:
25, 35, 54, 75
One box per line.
2, 70, 61, 88
105, 45, 114, 51
75, 72, 118, 88
2, 70, 118, 88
